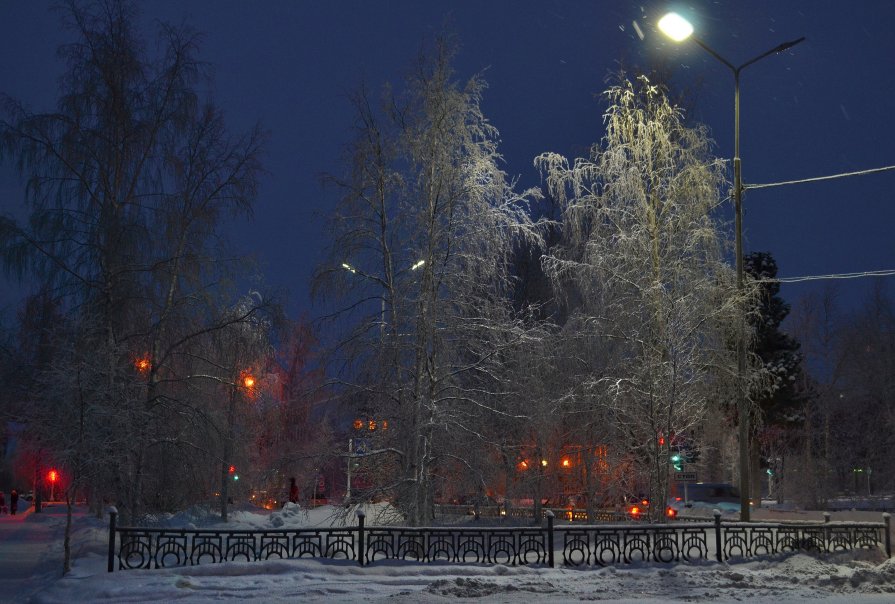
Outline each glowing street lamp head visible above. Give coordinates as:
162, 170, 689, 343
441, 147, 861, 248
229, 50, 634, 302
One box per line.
410, 259, 425, 271
658, 12, 694, 42
243, 374, 255, 389
341, 262, 356, 274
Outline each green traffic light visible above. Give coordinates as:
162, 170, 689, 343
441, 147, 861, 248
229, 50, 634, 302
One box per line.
670, 454, 682, 471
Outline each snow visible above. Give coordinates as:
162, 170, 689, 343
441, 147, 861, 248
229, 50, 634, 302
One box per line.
3, 502, 895, 603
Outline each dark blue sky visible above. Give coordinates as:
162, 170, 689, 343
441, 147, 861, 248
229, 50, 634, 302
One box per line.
2, 1, 893, 321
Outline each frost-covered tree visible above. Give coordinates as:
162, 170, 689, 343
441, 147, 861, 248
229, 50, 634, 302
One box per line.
536, 75, 741, 520
315, 38, 542, 525
0, 0, 265, 529
834, 282, 895, 492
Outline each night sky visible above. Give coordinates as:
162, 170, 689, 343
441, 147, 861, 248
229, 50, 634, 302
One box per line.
2, 1, 893, 321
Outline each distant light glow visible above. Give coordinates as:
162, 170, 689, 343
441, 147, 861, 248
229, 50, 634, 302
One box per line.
658, 12, 694, 42
243, 374, 255, 389
48, 469, 58, 483
341, 262, 356, 273
410, 259, 425, 271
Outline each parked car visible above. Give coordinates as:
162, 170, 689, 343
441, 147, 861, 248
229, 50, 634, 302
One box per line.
621, 494, 679, 520
669, 482, 741, 514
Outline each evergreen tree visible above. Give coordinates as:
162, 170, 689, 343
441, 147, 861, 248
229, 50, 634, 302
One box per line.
745, 251, 806, 498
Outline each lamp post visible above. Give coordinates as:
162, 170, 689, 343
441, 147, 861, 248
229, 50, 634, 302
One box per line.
48, 469, 58, 502
658, 12, 804, 521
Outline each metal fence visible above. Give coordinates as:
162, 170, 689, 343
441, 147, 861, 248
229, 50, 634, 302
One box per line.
106, 508, 891, 572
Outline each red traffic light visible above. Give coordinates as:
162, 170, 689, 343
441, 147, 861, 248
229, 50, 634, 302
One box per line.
48, 469, 59, 483
229, 465, 236, 474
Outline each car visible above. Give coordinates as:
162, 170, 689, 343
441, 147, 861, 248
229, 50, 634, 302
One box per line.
669, 482, 742, 514
621, 494, 679, 520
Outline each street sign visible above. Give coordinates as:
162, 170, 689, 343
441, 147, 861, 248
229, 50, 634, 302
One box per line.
675, 471, 698, 482
352, 438, 371, 456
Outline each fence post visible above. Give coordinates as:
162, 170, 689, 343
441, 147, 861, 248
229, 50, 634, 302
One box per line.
823, 511, 831, 551
884, 513, 891, 558
356, 509, 366, 566
713, 509, 723, 562
107, 506, 118, 573
545, 509, 555, 568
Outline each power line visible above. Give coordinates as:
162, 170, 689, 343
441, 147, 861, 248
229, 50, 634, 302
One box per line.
744, 164, 895, 191
758, 269, 895, 284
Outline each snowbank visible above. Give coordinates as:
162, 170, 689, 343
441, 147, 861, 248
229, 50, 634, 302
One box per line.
5, 503, 895, 603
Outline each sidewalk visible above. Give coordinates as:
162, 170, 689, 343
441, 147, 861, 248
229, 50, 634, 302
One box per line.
0, 503, 68, 603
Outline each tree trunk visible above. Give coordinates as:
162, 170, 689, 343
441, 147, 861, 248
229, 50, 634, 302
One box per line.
63, 493, 73, 575
750, 437, 763, 506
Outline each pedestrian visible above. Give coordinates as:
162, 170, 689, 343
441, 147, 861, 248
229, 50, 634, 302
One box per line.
10, 489, 18, 515
289, 477, 298, 505
0, 490, 6, 514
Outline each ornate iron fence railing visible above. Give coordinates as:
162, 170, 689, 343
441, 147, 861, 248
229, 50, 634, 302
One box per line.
106, 507, 891, 572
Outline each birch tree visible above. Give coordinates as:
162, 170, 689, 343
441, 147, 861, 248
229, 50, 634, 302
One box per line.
537, 75, 741, 519
316, 38, 542, 525
0, 0, 265, 526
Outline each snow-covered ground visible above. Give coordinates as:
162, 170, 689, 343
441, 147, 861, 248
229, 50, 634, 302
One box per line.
4, 502, 895, 603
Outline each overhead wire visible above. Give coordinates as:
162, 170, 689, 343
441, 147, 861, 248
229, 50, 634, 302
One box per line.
758, 269, 895, 284
744, 164, 895, 191
739, 164, 895, 284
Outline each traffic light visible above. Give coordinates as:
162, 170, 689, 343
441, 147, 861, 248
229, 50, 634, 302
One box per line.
229, 465, 239, 481
670, 454, 683, 471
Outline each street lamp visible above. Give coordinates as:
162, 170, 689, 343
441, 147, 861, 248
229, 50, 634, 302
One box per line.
342, 258, 426, 339
659, 12, 804, 521
47, 468, 58, 502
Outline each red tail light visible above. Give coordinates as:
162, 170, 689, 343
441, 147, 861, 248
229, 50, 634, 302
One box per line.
666, 507, 677, 518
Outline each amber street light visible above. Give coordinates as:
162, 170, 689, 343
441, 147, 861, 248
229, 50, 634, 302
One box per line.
658, 12, 804, 522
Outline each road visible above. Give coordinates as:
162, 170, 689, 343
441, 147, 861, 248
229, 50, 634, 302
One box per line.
0, 503, 67, 603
